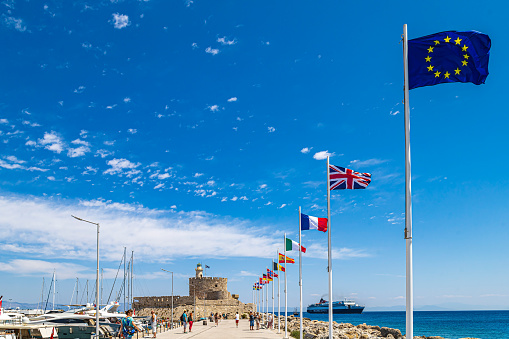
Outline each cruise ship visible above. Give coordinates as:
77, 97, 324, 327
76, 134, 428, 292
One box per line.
307, 298, 364, 314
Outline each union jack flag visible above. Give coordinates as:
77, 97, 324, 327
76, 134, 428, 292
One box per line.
329, 164, 371, 190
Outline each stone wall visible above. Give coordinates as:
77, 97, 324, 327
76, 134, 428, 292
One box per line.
134, 296, 195, 309
136, 300, 255, 321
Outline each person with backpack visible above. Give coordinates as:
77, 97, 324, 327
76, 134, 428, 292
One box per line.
180, 310, 188, 333
119, 309, 141, 339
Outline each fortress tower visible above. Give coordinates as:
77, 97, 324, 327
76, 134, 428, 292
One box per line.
189, 263, 231, 300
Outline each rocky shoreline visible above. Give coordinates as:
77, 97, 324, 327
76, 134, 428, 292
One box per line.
274, 315, 479, 339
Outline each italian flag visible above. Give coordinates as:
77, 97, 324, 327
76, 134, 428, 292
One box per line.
285, 238, 306, 253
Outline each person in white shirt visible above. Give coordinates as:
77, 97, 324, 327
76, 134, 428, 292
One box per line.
151, 311, 157, 338
235, 312, 239, 328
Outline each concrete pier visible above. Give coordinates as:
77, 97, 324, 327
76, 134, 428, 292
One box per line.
144, 319, 285, 339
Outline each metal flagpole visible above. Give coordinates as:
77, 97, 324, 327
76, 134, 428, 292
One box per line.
272, 265, 275, 329
284, 233, 288, 339
299, 206, 303, 339
277, 249, 281, 334
327, 156, 333, 339
266, 271, 268, 327
403, 23, 414, 339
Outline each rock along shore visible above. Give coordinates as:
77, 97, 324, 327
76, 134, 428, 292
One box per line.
274, 315, 479, 339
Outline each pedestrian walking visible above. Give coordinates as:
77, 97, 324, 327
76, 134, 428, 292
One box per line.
249, 312, 254, 330
151, 311, 157, 338
255, 312, 260, 330
235, 312, 239, 328
119, 309, 141, 339
188, 312, 193, 332
180, 310, 188, 333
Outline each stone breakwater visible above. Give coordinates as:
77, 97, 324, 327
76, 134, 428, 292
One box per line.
275, 315, 480, 339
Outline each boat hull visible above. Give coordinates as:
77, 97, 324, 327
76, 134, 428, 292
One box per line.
307, 307, 364, 314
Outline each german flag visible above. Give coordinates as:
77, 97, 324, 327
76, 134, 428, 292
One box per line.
278, 253, 295, 264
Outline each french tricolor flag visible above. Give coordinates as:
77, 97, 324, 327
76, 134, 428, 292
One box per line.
301, 213, 328, 232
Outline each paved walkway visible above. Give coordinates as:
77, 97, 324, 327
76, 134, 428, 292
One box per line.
147, 319, 287, 339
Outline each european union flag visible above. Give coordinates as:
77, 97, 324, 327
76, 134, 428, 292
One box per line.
408, 31, 491, 90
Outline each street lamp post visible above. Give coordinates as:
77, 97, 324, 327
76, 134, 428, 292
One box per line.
72, 215, 100, 339
160, 269, 173, 330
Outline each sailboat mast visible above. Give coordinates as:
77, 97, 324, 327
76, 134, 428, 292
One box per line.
130, 251, 134, 309
52, 270, 56, 310
123, 247, 126, 312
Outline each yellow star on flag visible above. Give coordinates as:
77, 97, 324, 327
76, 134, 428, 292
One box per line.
463, 54, 469, 59
454, 68, 461, 75
444, 36, 451, 43
434, 40, 440, 45
427, 65, 434, 72
462, 60, 468, 66
454, 37, 462, 45
425, 56, 432, 62
462, 45, 469, 52
427, 46, 434, 53
434, 71, 441, 78
444, 71, 451, 79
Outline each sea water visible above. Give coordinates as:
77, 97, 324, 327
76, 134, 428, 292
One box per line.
299, 310, 509, 339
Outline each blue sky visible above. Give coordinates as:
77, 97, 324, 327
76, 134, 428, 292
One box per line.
0, 0, 508, 311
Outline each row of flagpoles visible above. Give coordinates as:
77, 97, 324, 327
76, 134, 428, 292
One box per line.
251, 25, 491, 339
251, 157, 372, 339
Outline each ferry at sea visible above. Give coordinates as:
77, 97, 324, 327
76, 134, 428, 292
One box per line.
307, 298, 364, 314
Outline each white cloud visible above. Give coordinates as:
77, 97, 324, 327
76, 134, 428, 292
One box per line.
25, 140, 37, 146
208, 105, 220, 112
5, 156, 25, 164
238, 271, 258, 277
231, 196, 238, 201
38, 131, 65, 154
0, 259, 93, 280
112, 13, 130, 29
96, 149, 114, 158
227, 97, 237, 102
74, 86, 86, 94
278, 204, 286, 209
240, 196, 248, 201
350, 159, 388, 167
128, 128, 137, 134
124, 97, 131, 103
67, 146, 89, 158
0, 159, 24, 170
205, 47, 219, 55
154, 183, 164, 190
390, 110, 400, 116
22, 121, 41, 127
191, 42, 198, 49
300, 147, 311, 154
0, 195, 286, 264
0, 119, 8, 124
72, 139, 90, 147
305, 243, 370, 260
267, 126, 275, 133
313, 150, 334, 160
217, 37, 236, 45
3, 16, 27, 32
104, 158, 141, 175
194, 173, 203, 178
205, 156, 214, 161
259, 184, 267, 189
207, 180, 215, 186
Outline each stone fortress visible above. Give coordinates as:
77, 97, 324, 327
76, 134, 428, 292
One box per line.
134, 263, 254, 320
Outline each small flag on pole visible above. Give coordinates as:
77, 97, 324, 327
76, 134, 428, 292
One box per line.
301, 213, 328, 232
273, 261, 285, 272
408, 31, 491, 90
329, 165, 371, 190
279, 253, 295, 264
286, 238, 306, 253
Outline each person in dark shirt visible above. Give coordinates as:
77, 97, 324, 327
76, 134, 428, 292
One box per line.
249, 312, 254, 330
